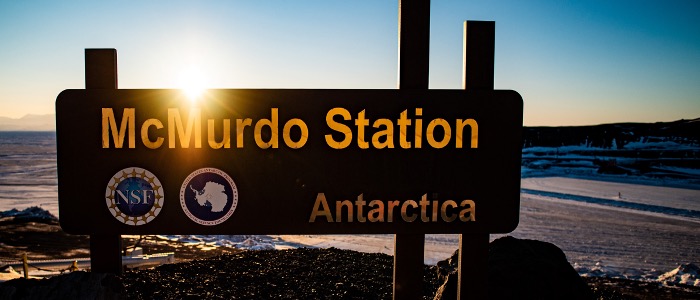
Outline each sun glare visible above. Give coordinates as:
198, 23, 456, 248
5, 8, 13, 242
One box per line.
178, 67, 208, 103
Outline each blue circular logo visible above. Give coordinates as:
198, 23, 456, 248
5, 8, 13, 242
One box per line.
180, 168, 238, 226
105, 167, 164, 226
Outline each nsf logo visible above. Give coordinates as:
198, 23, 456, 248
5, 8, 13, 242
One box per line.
180, 167, 238, 226
105, 167, 164, 226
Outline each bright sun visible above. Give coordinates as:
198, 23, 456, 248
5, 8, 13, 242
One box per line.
178, 67, 208, 102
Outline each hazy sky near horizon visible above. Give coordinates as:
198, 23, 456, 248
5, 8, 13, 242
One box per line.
0, 0, 698, 126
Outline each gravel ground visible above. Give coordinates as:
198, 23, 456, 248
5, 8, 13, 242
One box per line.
121, 248, 441, 299
118, 248, 700, 300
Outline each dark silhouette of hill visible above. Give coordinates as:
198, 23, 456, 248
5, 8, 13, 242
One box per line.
523, 118, 700, 149
522, 118, 700, 179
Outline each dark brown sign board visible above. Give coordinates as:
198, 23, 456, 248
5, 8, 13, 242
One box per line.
56, 89, 522, 235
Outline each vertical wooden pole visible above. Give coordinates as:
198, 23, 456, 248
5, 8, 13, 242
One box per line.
397, 0, 430, 89
457, 21, 495, 300
394, 1, 429, 300
462, 21, 494, 91
22, 253, 29, 279
85, 48, 122, 274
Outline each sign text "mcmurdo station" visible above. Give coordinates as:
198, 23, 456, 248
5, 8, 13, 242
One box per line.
101, 107, 478, 150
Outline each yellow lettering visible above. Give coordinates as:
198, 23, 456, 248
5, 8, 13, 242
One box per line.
397, 110, 411, 149
426, 118, 451, 149
401, 200, 418, 222
355, 110, 369, 149
414, 108, 423, 148
102, 108, 135, 148
336, 199, 354, 222
208, 119, 231, 149
236, 118, 252, 148
456, 119, 478, 148
254, 108, 279, 149
309, 193, 334, 222
432, 200, 439, 222
168, 108, 201, 148
282, 119, 308, 149
440, 200, 458, 222
141, 118, 164, 149
371, 119, 394, 149
387, 200, 399, 222
311, 194, 475, 223
368, 200, 385, 222
459, 199, 476, 222
419, 194, 430, 222
355, 194, 367, 222
325, 107, 352, 149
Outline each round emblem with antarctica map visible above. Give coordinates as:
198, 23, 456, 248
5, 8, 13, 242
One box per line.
180, 168, 238, 226
105, 167, 164, 226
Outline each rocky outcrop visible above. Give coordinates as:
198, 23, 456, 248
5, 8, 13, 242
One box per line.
434, 236, 592, 300
0, 207, 58, 225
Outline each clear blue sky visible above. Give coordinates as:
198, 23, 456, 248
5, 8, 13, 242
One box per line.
1, 0, 698, 126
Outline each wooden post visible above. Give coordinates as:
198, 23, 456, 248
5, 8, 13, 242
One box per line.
85, 48, 122, 274
457, 21, 495, 300
394, 1, 429, 300
462, 21, 494, 91
397, 0, 430, 89
22, 253, 29, 279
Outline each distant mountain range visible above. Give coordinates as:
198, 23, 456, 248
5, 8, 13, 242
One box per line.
523, 118, 700, 149
0, 114, 55, 131
522, 118, 700, 180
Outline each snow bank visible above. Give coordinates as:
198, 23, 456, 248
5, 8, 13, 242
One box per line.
624, 140, 697, 150
573, 261, 662, 281
155, 235, 275, 251
658, 263, 700, 287
574, 261, 700, 287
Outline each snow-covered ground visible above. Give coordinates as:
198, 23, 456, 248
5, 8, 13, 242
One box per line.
511, 188, 699, 280
521, 176, 700, 213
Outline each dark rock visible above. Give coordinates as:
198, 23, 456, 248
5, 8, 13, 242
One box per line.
435, 249, 459, 282
433, 271, 458, 300
0, 271, 123, 300
522, 118, 700, 149
434, 236, 592, 300
490, 236, 591, 299
0, 207, 58, 225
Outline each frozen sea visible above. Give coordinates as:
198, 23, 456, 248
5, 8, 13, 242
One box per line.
0, 132, 58, 216
1, 131, 699, 283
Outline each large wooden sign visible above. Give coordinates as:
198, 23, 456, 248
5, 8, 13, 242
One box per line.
56, 89, 522, 235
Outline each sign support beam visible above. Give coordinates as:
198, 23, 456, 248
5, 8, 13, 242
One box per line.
85, 48, 122, 274
458, 20, 496, 300
394, 1, 430, 300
